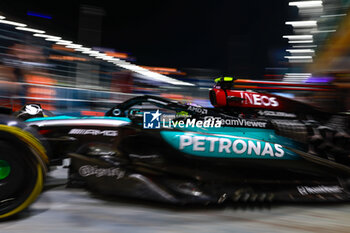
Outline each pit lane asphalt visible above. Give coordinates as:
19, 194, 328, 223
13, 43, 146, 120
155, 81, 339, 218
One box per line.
2, 167, 350, 233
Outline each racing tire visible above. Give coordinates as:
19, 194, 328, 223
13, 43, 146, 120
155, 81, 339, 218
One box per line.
0, 128, 47, 220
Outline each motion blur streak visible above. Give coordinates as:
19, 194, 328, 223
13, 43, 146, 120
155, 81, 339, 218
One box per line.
0, 1, 349, 115
2, 1, 350, 232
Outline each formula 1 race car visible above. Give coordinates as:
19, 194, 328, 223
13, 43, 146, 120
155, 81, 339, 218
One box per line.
1, 78, 350, 219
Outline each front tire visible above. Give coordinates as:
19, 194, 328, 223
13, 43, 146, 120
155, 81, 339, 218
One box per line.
0, 129, 47, 220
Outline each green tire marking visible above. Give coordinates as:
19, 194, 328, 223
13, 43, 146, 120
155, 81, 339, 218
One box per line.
0, 160, 11, 180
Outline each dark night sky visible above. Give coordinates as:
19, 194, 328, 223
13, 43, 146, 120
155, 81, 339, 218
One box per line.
0, 0, 292, 76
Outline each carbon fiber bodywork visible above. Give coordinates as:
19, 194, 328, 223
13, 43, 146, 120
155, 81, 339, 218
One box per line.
22, 95, 350, 204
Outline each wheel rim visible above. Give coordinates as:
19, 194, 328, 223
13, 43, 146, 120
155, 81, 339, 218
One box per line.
0, 160, 10, 180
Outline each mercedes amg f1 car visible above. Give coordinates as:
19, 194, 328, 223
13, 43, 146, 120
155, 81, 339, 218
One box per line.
1, 77, 350, 219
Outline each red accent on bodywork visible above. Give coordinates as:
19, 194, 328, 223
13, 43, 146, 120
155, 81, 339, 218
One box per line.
211, 89, 313, 113
39, 129, 52, 135
212, 88, 227, 106
80, 111, 105, 116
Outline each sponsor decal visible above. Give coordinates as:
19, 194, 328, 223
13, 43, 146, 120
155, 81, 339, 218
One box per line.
204, 116, 267, 128
179, 135, 284, 157
297, 185, 343, 196
68, 129, 118, 136
258, 110, 296, 118
239, 92, 279, 107
160, 131, 300, 160
187, 105, 208, 114
79, 165, 125, 179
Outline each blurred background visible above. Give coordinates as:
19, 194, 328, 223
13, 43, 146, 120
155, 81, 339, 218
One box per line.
0, 0, 349, 114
